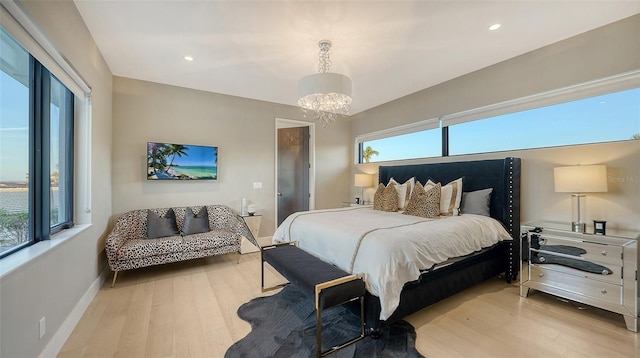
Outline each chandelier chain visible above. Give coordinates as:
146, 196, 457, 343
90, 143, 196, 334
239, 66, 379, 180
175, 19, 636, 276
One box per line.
318, 40, 332, 73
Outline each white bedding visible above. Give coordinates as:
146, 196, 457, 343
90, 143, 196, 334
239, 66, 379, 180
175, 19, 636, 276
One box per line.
272, 206, 512, 320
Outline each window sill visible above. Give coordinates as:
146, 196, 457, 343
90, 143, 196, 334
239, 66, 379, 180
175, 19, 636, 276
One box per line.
0, 224, 92, 280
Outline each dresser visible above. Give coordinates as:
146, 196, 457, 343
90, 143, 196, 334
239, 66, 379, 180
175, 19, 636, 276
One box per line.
520, 222, 639, 332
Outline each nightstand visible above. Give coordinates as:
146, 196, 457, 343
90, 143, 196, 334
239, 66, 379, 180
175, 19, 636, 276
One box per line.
240, 214, 262, 254
521, 222, 639, 331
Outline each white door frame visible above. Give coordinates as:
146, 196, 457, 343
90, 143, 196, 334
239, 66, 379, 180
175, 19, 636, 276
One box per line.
274, 118, 316, 229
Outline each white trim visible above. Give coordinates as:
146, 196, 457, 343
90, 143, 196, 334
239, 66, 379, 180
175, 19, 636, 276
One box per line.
39, 266, 110, 358
441, 70, 640, 127
355, 117, 440, 144
0, 1, 91, 99
0, 224, 91, 279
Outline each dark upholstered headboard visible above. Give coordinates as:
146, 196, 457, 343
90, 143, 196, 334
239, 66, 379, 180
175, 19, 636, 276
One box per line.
378, 157, 521, 241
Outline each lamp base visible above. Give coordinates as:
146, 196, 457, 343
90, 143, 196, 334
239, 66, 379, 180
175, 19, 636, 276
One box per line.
571, 222, 586, 233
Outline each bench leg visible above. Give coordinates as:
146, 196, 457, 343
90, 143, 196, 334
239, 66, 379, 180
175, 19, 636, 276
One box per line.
260, 246, 290, 292
315, 275, 366, 357
316, 293, 366, 357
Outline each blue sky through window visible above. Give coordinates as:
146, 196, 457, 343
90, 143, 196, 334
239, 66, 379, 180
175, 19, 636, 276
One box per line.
361, 88, 640, 163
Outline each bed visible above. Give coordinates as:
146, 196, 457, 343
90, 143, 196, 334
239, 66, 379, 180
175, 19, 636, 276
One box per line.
273, 157, 521, 334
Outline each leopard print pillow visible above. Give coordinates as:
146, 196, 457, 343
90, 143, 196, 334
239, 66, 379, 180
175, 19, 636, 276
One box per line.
404, 182, 441, 218
373, 182, 398, 212
373, 184, 385, 210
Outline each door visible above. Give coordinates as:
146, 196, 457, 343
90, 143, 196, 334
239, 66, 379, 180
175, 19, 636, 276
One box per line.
277, 126, 310, 226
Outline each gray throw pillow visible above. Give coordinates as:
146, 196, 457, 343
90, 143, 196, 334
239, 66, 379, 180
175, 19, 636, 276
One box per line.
147, 208, 180, 239
460, 188, 493, 216
181, 207, 210, 235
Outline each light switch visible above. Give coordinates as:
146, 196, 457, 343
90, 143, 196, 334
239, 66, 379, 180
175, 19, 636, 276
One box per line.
253, 182, 262, 189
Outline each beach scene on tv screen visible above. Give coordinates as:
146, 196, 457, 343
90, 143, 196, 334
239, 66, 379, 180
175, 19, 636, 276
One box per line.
147, 142, 217, 180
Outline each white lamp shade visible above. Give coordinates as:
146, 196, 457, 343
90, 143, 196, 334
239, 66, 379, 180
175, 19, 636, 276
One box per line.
554, 165, 608, 193
354, 174, 373, 187
298, 73, 352, 103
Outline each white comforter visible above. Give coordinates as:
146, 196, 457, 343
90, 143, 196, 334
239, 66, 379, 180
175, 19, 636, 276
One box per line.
272, 206, 512, 320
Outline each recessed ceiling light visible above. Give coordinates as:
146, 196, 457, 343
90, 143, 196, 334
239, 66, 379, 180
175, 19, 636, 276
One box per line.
489, 23, 501, 31
184, 56, 194, 61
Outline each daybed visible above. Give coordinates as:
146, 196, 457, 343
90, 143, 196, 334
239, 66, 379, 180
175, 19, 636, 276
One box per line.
271, 157, 521, 334
105, 205, 253, 287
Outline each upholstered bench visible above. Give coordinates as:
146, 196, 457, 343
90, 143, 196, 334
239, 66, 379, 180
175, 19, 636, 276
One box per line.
261, 242, 366, 357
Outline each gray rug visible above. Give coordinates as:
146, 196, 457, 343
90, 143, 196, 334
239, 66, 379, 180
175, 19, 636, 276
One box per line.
225, 284, 424, 358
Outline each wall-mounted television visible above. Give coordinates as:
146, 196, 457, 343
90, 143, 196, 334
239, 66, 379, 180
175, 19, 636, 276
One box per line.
147, 142, 218, 180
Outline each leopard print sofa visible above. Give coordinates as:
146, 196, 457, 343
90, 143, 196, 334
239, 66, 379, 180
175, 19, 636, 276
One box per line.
105, 205, 254, 286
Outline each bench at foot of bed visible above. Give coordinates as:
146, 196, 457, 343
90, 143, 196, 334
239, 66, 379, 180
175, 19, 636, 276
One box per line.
261, 242, 366, 357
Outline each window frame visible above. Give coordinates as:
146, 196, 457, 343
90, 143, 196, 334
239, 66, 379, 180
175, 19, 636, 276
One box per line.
355, 70, 640, 164
0, 40, 74, 259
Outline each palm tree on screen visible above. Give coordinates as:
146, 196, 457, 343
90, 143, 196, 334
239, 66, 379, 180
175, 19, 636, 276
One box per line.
166, 144, 189, 170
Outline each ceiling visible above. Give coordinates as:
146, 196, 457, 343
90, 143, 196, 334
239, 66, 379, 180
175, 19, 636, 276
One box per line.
73, 1, 639, 115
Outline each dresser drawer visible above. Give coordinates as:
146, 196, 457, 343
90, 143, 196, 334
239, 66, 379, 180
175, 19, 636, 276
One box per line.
534, 234, 623, 266
529, 266, 622, 305
529, 255, 622, 285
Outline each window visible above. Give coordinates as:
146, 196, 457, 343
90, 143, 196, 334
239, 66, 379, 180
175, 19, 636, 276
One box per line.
356, 118, 441, 163
359, 129, 442, 163
448, 88, 640, 155
0, 27, 74, 258
355, 71, 639, 163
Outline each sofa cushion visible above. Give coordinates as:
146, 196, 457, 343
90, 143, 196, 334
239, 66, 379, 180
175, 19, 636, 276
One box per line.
147, 208, 179, 238
181, 207, 210, 235
117, 236, 184, 260
181, 229, 239, 251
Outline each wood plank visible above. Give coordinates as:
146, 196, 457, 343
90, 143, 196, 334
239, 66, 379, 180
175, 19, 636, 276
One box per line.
59, 253, 640, 357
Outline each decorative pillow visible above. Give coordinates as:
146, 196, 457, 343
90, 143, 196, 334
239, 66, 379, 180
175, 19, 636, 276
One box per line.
181, 206, 210, 235
429, 178, 463, 216
373, 183, 386, 210
147, 209, 179, 239
373, 182, 399, 212
404, 182, 441, 218
461, 188, 493, 216
389, 177, 415, 210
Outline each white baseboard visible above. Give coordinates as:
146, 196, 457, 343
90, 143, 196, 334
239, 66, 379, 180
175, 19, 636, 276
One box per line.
39, 266, 110, 358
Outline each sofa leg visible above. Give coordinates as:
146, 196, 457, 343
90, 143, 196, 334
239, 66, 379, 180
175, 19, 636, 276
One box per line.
236, 252, 241, 264
111, 271, 118, 288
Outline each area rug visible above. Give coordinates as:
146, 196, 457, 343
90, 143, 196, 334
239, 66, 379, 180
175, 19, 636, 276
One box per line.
225, 284, 424, 358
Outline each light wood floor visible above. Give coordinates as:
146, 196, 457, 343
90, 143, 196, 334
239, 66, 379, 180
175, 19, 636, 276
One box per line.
59, 252, 639, 357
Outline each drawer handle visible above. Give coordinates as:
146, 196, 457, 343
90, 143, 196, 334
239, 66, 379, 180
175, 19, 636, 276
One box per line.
539, 239, 546, 245
538, 273, 545, 278
601, 289, 607, 294
538, 256, 546, 263
601, 251, 607, 256
602, 269, 609, 275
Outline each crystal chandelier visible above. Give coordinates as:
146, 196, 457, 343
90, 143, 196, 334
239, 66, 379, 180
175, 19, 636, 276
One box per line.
298, 40, 352, 127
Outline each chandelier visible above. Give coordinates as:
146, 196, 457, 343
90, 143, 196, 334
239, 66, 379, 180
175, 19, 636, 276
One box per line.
298, 40, 352, 127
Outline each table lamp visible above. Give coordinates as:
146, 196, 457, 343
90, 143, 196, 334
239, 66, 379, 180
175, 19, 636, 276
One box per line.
354, 174, 373, 205
554, 164, 607, 233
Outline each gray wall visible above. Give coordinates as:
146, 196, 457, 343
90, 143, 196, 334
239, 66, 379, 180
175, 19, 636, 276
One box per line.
0, 1, 113, 357
112, 77, 351, 237
351, 14, 640, 135
351, 14, 640, 232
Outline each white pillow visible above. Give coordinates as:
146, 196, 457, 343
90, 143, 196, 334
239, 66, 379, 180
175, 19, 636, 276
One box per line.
389, 177, 415, 210
427, 178, 463, 216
